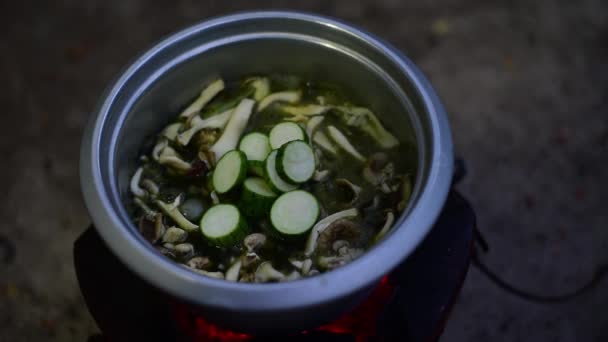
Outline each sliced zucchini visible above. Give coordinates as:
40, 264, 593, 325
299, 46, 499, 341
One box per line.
277, 140, 315, 184
269, 122, 307, 149
240, 177, 277, 218
264, 150, 298, 193
200, 204, 248, 247
270, 190, 319, 238
212, 150, 247, 194
239, 132, 271, 175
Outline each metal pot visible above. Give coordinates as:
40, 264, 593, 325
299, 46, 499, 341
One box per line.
80, 11, 453, 334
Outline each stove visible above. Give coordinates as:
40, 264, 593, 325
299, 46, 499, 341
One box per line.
75, 190, 475, 342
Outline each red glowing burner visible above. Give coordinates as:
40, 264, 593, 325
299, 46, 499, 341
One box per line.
173, 276, 395, 342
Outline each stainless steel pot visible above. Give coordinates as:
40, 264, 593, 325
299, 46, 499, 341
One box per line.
80, 11, 453, 334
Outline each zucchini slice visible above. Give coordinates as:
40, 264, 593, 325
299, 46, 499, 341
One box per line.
269, 122, 307, 149
264, 150, 298, 193
270, 190, 319, 238
240, 177, 277, 218
239, 132, 271, 175
277, 140, 315, 184
212, 150, 247, 194
200, 204, 248, 247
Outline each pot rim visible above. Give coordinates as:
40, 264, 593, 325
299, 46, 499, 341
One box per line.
80, 11, 453, 313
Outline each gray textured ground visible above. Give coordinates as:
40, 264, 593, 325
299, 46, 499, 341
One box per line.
1, 0, 607, 341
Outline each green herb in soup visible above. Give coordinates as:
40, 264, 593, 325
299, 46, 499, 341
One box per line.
129, 75, 416, 282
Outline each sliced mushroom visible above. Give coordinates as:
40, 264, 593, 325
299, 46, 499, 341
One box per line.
133, 197, 157, 220
177, 109, 232, 146
241, 252, 261, 269
156, 245, 175, 258
210, 99, 255, 159
306, 116, 325, 140
179, 78, 225, 119
130, 167, 146, 198
255, 262, 285, 282
138, 213, 165, 243
290, 259, 313, 275
257, 91, 301, 112
246, 77, 270, 101
363, 152, 394, 187
141, 179, 159, 196
239, 273, 255, 283
332, 240, 350, 253
151, 139, 168, 161
335, 178, 362, 205
210, 191, 220, 205
335, 106, 399, 148
305, 208, 359, 256
308, 269, 320, 276
225, 260, 242, 282
162, 122, 183, 141
326, 126, 366, 162
174, 243, 194, 259
243, 233, 266, 253
317, 248, 364, 270
162, 226, 188, 243
155, 196, 198, 232
313, 131, 338, 155
374, 211, 395, 242
159, 146, 192, 171
316, 219, 361, 255
187, 256, 212, 270
313, 169, 330, 182
279, 104, 330, 122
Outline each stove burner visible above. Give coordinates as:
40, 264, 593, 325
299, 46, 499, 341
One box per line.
75, 191, 475, 341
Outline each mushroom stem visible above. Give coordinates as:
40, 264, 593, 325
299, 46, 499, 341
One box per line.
255, 262, 285, 282
225, 260, 242, 282
210, 99, 255, 159
179, 79, 225, 119
374, 211, 396, 242
155, 197, 198, 232
177, 108, 233, 146
130, 167, 146, 198
327, 126, 366, 162
257, 91, 301, 112
159, 146, 192, 171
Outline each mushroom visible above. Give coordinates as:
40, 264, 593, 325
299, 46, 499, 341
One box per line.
326, 126, 366, 162
210, 191, 220, 205
238, 273, 255, 283
241, 252, 261, 269
174, 243, 194, 259
255, 262, 286, 282
397, 175, 412, 212
334, 178, 362, 205
317, 248, 364, 270
332, 240, 350, 253
225, 260, 242, 282
374, 211, 396, 242
316, 219, 362, 255
187, 256, 212, 270
177, 109, 232, 146
162, 122, 183, 141
210, 99, 255, 159
246, 77, 270, 101
305, 208, 359, 256
159, 146, 192, 171
141, 179, 159, 196
156, 245, 175, 258
290, 259, 313, 275
155, 195, 198, 232
138, 213, 165, 243
133, 197, 157, 220
130, 167, 146, 198
312, 131, 338, 155
306, 116, 325, 140
162, 226, 188, 243
151, 139, 168, 161
362, 152, 395, 189
313, 170, 330, 182
243, 233, 266, 253
179, 78, 225, 120
335, 106, 399, 148
279, 104, 330, 122
257, 91, 301, 112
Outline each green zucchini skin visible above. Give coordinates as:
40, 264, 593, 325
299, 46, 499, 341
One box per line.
200, 204, 249, 247
276, 140, 316, 184
264, 150, 298, 193
212, 150, 248, 194
239, 177, 277, 218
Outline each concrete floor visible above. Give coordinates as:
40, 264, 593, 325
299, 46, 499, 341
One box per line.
1, 0, 607, 341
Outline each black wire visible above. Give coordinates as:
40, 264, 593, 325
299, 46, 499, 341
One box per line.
471, 228, 608, 303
